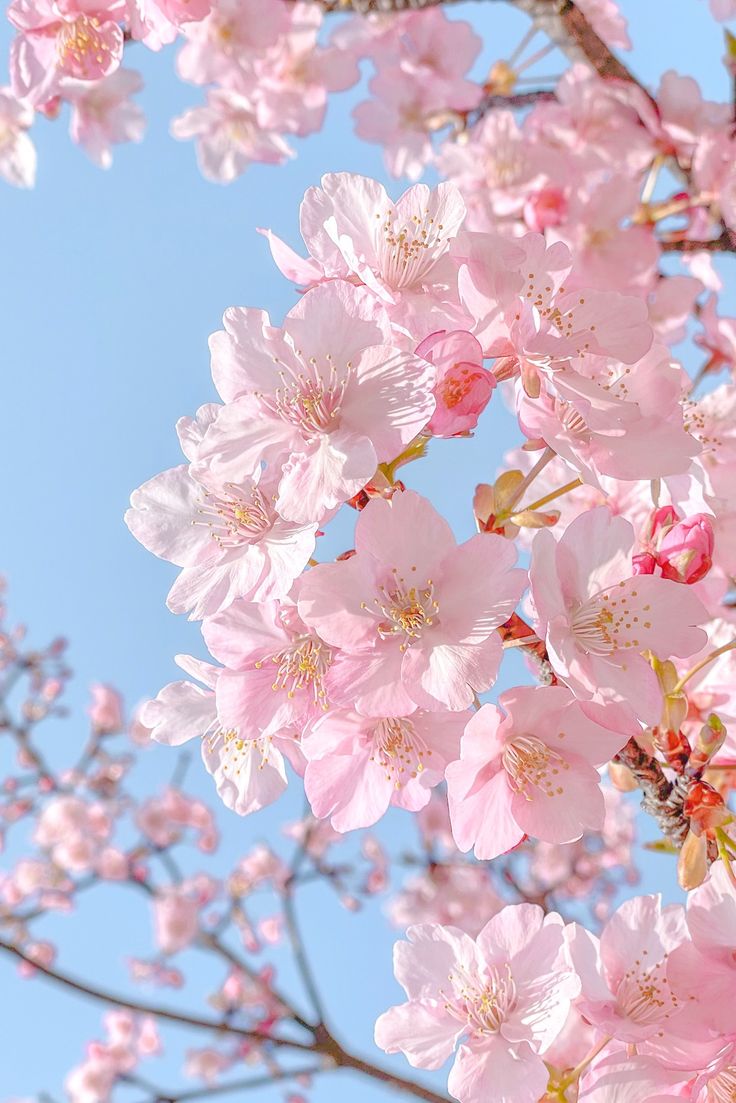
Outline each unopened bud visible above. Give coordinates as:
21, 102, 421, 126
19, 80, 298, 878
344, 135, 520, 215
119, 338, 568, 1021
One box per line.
688, 714, 728, 776
684, 779, 732, 833
652, 727, 691, 774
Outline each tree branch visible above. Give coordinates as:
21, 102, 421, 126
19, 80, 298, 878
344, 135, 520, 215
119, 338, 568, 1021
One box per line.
0, 939, 315, 1053
660, 230, 736, 253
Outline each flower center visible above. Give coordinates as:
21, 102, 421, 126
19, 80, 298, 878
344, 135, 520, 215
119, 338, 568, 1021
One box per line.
258, 636, 332, 707
553, 397, 591, 440
445, 963, 517, 1037
195, 484, 272, 548
364, 572, 439, 651
571, 584, 650, 655
441, 366, 484, 409
259, 354, 351, 437
370, 717, 432, 789
708, 1067, 736, 1103
377, 207, 449, 290
616, 957, 679, 1026
57, 15, 113, 79
502, 735, 569, 799
208, 728, 273, 775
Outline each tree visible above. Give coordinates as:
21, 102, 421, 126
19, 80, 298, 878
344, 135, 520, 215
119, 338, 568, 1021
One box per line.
3, 1, 736, 1101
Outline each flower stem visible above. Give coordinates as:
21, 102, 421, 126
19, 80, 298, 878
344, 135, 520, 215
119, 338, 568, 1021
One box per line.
520, 477, 583, 514
672, 641, 736, 696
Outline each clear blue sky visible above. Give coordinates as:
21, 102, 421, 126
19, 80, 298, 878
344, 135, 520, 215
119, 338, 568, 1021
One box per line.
0, 2, 733, 1100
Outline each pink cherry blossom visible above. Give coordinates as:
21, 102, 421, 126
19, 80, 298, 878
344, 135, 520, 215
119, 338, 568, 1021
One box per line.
153, 885, 200, 955
201, 598, 334, 743
568, 894, 696, 1044
175, 0, 289, 88
63, 68, 145, 168
416, 330, 495, 438
375, 905, 580, 1103
388, 864, 503, 936
529, 506, 708, 723
126, 463, 317, 619
140, 654, 293, 816
87, 683, 124, 734
303, 707, 466, 830
0, 87, 36, 186
171, 90, 293, 184
263, 173, 467, 329
298, 489, 526, 713
9, 0, 126, 106
446, 686, 637, 860
199, 280, 435, 523
128, 0, 210, 51
668, 861, 736, 1033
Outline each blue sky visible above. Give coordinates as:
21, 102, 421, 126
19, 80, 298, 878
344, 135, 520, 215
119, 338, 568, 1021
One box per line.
0, 2, 734, 1100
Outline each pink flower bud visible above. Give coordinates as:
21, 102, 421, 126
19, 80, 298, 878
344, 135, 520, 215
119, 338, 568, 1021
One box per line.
416, 330, 495, 438
523, 186, 568, 232
657, 513, 715, 584
631, 551, 657, 575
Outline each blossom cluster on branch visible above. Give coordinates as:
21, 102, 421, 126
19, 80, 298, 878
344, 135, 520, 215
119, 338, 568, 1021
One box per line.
5, 0, 736, 1101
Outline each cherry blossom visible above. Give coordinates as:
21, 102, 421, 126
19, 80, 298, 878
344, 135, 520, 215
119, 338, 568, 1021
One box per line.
199, 280, 435, 522
126, 463, 317, 619
529, 506, 708, 723
375, 905, 580, 1103
0, 86, 36, 186
446, 686, 637, 860
303, 707, 466, 830
298, 489, 526, 713
63, 68, 145, 168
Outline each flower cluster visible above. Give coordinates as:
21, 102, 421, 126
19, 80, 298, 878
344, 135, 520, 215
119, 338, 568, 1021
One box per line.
377, 882, 736, 1103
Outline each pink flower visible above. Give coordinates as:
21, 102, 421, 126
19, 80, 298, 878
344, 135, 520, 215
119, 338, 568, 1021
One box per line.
263, 173, 466, 322
523, 186, 568, 232
88, 683, 124, 734
303, 708, 466, 830
694, 293, 736, 377
176, 0, 289, 87
416, 330, 495, 438
668, 861, 736, 1033
516, 343, 700, 484
128, 0, 211, 51
199, 281, 435, 523
153, 885, 200, 955
657, 513, 715, 584
375, 905, 580, 1103
9, 0, 126, 106
568, 894, 696, 1044
529, 507, 708, 723
171, 90, 293, 183
63, 68, 145, 168
298, 489, 526, 713
388, 864, 503, 936
251, 3, 359, 140
140, 655, 293, 816
446, 687, 637, 861
0, 87, 36, 187
126, 462, 317, 619
202, 598, 334, 742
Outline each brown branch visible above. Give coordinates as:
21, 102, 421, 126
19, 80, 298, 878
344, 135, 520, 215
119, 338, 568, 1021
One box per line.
125, 1067, 326, 1103
0, 939, 452, 1102
315, 1032, 453, 1103
510, 0, 651, 94
294, 0, 471, 10
660, 230, 736, 253
0, 939, 315, 1053
614, 739, 689, 846
465, 89, 557, 128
